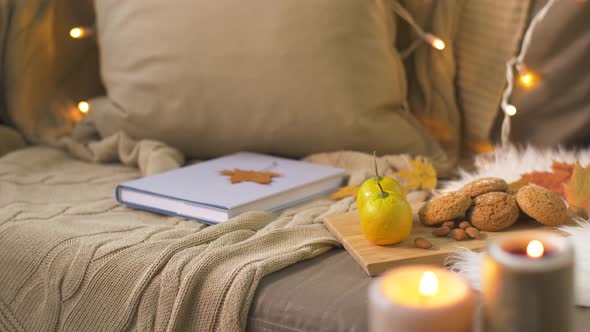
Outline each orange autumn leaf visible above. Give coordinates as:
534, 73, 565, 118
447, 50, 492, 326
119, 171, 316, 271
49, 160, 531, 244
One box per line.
520, 171, 571, 196
551, 160, 575, 176
516, 160, 575, 196
220, 169, 280, 184
330, 185, 359, 200
563, 161, 590, 215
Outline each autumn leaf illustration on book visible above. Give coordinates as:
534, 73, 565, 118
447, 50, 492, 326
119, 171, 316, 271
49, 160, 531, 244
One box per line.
219, 169, 281, 184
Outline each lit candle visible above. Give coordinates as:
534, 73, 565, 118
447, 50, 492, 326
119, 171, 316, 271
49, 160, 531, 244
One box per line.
369, 265, 475, 332
482, 231, 574, 332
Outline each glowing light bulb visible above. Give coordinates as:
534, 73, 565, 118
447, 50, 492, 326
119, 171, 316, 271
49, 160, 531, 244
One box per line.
518, 72, 537, 88
419, 271, 439, 297
424, 33, 445, 51
77, 101, 90, 114
505, 104, 517, 116
432, 39, 445, 50
69, 27, 93, 39
70, 27, 84, 39
526, 240, 544, 258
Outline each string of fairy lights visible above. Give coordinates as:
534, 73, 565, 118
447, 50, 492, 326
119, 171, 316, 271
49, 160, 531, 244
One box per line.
69, 1, 555, 148
69, 27, 93, 115
499, 0, 557, 147
391, 1, 446, 58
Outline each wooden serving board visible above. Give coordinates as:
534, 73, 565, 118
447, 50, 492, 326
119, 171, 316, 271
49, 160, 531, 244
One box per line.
323, 211, 556, 276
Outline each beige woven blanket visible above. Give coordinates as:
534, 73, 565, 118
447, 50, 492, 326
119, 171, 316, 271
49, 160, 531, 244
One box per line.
0, 135, 413, 331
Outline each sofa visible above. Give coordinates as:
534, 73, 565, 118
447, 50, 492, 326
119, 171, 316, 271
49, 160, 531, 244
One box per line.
1, 0, 589, 331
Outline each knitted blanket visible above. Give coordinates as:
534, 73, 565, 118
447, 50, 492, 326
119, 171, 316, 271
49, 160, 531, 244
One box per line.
0, 143, 411, 331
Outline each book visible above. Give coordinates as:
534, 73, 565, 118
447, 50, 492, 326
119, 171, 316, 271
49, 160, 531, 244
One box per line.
116, 152, 346, 224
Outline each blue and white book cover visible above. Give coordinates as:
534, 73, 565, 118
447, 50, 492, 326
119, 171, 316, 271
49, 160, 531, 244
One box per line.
116, 152, 346, 223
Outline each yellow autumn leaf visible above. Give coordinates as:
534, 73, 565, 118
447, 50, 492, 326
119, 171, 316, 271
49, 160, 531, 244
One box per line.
330, 185, 360, 200
563, 161, 590, 216
394, 159, 437, 191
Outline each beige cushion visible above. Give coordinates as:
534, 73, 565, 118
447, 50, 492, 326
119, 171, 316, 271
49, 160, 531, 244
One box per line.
1, 0, 103, 143
90, 0, 445, 161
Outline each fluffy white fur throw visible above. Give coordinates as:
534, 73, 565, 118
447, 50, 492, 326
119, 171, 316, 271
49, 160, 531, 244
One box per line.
443, 145, 590, 191
444, 146, 590, 307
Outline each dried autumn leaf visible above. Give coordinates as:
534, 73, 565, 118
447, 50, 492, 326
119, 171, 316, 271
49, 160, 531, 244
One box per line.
219, 169, 280, 184
563, 161, 590, 215
394, 159, 437, 191
551, 160, 575, 176
521, 170, 571, 196
512, 160, 575, 196
330, 185, 359, 200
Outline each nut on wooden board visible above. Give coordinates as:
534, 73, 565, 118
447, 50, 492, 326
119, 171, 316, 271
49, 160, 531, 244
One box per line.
414, 237, 433, 249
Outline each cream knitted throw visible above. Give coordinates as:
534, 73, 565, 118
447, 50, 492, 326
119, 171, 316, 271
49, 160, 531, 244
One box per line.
0, 143, 412, 331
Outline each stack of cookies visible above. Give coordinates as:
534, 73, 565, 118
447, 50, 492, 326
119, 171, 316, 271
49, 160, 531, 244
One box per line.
419, 177, 569, 236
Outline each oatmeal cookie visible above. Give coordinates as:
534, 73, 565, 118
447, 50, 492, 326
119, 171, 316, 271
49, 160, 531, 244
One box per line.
460, 177, 508, 198
516, 184, 568, 226
467, 192, 519, 231
419, 192, 472, 226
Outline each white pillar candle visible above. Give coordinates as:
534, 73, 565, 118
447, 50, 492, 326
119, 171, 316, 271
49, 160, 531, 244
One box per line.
369, 265, 475, 332
482, 231, 574, 332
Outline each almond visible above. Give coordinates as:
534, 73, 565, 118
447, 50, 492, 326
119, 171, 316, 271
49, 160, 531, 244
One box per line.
432, 226, 451, 237
458, 221, 472, 230
414, 237, 433, 249
465, 227, 480, 239
451, 229, 467, 241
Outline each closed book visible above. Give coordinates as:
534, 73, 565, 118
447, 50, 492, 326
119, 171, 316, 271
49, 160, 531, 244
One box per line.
116, 152, 346, 224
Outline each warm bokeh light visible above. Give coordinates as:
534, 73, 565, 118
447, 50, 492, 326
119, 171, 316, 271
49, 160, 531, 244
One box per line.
424, 33, 445, 51
526, 240, 544, 258
518, 72, 537, 88
419, 271, 439, 297
70, 27, 93, 39
505, 104, 517, 116
432, 38, 446, 50
70, 27, 85, 39
77, 101, 90, 114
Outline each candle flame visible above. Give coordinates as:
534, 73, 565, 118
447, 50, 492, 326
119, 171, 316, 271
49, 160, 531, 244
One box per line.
526, 240, 544, 258
419, 271, 438, 296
